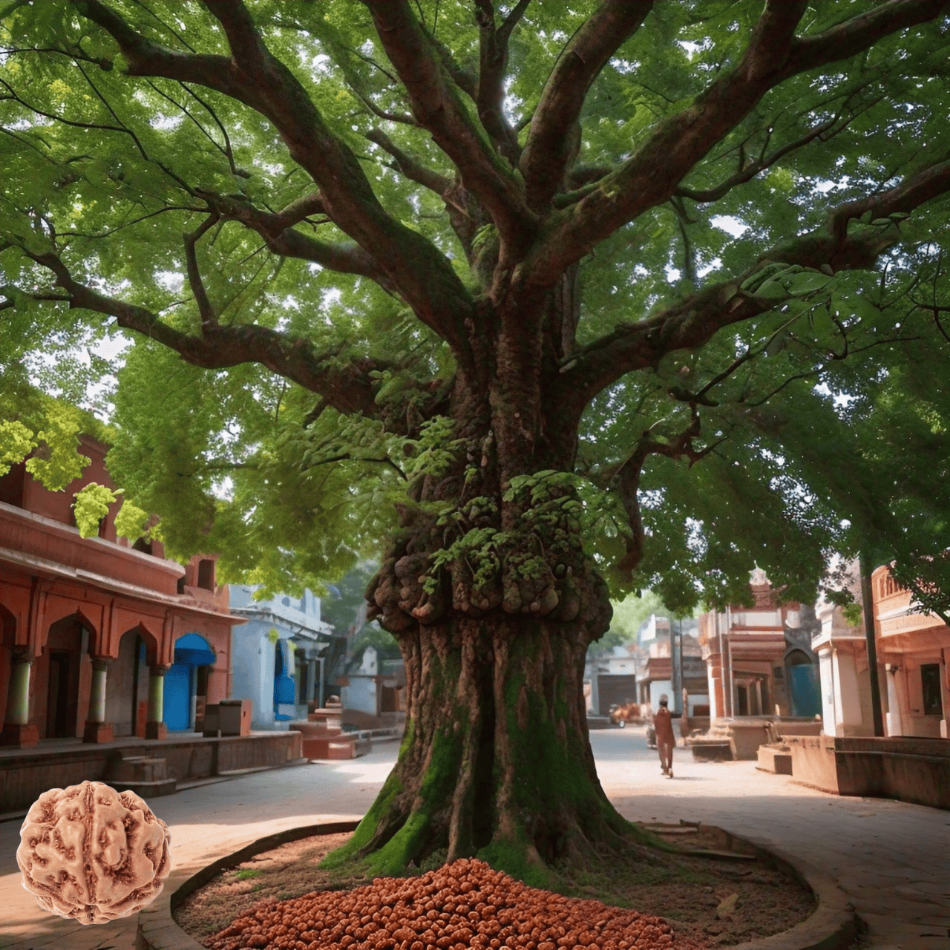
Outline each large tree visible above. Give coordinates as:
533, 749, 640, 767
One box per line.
2, 1, 950, 878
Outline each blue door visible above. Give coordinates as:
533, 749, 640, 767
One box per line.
165, 633, 216, 731
164, 663, 192, 730
788, 662, 821, 717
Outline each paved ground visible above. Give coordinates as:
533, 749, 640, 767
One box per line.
1, 726, 948, 950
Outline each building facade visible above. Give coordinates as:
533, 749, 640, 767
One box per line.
818, 563, 950, 740
698, 570, 819, 721
634, 615, 708, 715
0, 437, 241, 747
585, 614, 708, 717
228, 584, 338, 729
338, 644, 407, 722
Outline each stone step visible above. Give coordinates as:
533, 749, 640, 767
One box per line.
756, 743, 793, 775
109, 777, 178, 798
301, 734, 372, 760
108, 755, 169, 783
690, 740, 734, 762
290, 721, 344, 739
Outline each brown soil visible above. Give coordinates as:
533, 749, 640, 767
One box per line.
174, 827, 815, 949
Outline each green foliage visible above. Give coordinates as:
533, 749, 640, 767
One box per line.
0, 377, 117, 496
0, 420, 36, 476
403, 417, 463, 482
841, 602, 864, 628
347, 623, 400, 669
23, 402, 88, 492
599, 590, 666, 648
72, 482, 116, 538
113, 496, 151, 542
0, 0, 948, 614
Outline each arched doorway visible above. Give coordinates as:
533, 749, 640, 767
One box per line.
165, 633, 215, 731
105, 627, 153, 737
786, 648, 821, 717
41, 614, 88, 738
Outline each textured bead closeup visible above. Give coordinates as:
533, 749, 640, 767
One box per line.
17, 780, 171, 925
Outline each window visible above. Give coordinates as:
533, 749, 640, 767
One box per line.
879, 572, 910, 599
921, 664, 942, 716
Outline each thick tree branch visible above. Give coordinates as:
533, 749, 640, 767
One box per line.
195, 191, 397, 292
675, 113, 848, 204
366, 129, 452, 196
609, 407, 713, 574
428, 33, 478, 101
553, 158, 950, 422
473, 0, 530, 167
31, 249, 387, 419
182, 214, 220, 329
524, 0, 946, 289
70, 0, 477, 363
362, 0, 536, 249
786, 0, 950, 75
520, 0, 655, 211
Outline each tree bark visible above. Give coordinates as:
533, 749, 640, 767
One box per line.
332, 588, 654, 881
324, 292, 656, 880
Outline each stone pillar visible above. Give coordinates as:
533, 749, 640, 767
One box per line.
145, 665, 168, 740
885, 663, 905, 737
83, 658, 115, 743
1, 650, 39, 747
830, 646, 871, 737
207, 664, 228, 704
306, 659, 316, 705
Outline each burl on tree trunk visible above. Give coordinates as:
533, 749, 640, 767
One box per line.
324, 486, 652, 882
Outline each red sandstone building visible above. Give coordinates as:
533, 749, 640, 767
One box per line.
816, 562, 950, 740
698, 569, 820, 720
0, 435, 241, 748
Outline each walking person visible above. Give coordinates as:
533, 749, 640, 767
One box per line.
653, 697, 676, 778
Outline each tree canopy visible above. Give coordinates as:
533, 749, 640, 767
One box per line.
2, 1, 948, 614
2, 0, 950, 877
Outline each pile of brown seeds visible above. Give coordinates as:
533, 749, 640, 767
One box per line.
205, 857, 707, 950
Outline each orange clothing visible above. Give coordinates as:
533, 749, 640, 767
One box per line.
653, 706, 676, 745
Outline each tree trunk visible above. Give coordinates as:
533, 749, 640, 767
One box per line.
322, 292, 651, 881
327, 601, 658, 883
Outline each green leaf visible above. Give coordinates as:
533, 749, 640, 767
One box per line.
753, 278, 790, 299
72, 482, 118, 538
783, 272, 835, 295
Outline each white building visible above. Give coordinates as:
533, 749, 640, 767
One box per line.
227, 586, 336, 730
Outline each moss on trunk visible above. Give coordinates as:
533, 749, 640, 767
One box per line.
323, 608, 658, 885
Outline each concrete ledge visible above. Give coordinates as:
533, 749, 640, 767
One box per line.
757, 744, 793, 775
0, 731, 304, 816
725, 832, 858, 950
785, 735, 950, 809
691, 740, 734, 761
138, 820, 856, 950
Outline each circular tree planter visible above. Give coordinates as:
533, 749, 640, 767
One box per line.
138, 821, 857, 950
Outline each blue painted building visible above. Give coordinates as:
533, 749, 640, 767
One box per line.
227, 586, 338, 730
